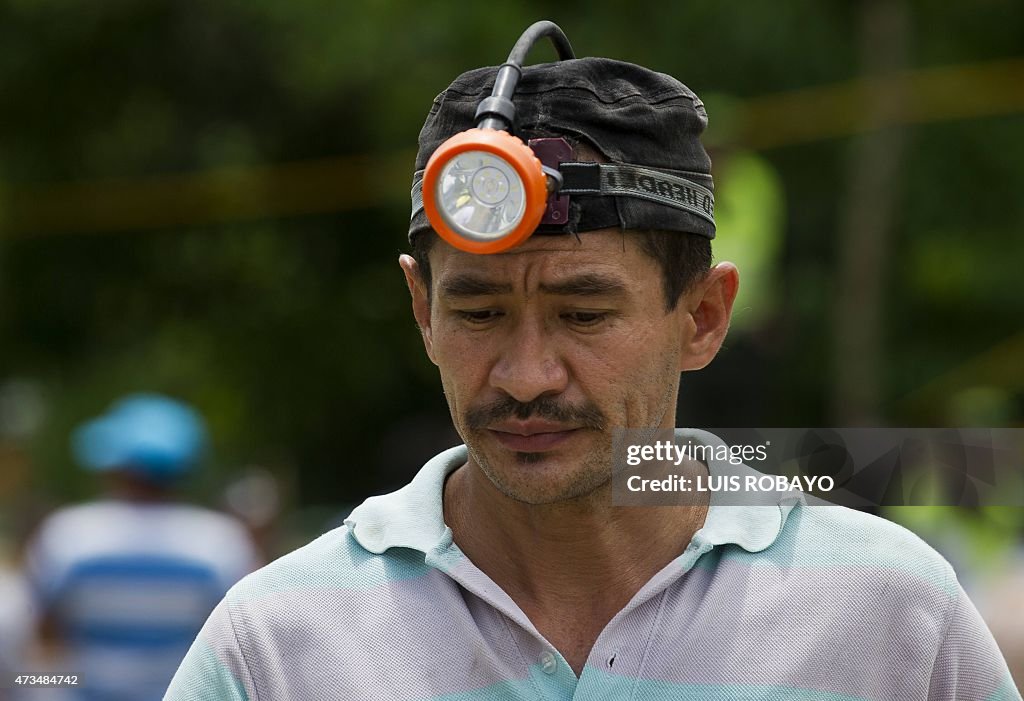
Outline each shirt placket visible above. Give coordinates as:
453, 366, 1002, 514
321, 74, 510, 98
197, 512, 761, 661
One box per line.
425, 530, 718, 701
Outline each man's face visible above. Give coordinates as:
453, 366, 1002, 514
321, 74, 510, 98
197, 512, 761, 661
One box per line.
400, 230, 736, 506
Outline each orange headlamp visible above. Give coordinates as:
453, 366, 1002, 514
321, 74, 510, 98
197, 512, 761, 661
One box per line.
422, 21, 574, 254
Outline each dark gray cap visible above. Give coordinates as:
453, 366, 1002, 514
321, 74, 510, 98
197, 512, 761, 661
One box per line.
409, 57, 716, 243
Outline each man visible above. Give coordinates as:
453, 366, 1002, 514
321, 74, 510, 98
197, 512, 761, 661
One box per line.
26, 394, 259, 701
166, 49, 1020, 700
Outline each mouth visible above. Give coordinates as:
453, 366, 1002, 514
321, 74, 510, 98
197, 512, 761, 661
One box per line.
486, 421, 582, 453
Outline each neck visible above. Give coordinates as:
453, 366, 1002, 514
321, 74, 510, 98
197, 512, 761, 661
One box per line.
443, 459, 709, 617
104, 471, 175, 502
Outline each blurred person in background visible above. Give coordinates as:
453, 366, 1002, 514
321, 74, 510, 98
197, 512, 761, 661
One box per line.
24, 394, 259, 701
0, 543, 34, 701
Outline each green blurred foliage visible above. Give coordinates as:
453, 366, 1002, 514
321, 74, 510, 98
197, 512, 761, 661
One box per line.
0, 0, 1022, 515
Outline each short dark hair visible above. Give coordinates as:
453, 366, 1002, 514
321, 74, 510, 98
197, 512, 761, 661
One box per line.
409, 229, 712, 312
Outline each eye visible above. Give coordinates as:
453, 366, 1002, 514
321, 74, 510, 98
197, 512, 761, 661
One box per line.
563, 311, 608, 327
457, 309, 503, 325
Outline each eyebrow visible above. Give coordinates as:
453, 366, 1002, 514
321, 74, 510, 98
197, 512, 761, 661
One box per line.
539, 273, 628, 298
439, 275, 513, 298
438, 272, 628, 299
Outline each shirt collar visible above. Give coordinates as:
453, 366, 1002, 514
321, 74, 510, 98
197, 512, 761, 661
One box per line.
683, 428, 802, 553
345, 429, 800, 556
345, 445, 464, 555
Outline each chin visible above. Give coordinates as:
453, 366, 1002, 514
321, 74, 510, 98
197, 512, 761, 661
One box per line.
471, 441, 613, 505
511, 451, 547, 465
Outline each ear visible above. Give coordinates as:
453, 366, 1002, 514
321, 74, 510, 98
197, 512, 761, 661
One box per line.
399, 254, 437, 365
677, 262, 740, 371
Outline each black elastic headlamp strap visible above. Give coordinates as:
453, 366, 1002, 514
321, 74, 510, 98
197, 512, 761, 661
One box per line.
410, 161, 715, 229
557, 162, 715, 225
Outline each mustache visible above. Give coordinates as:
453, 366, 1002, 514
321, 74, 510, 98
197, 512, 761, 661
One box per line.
465, 395, 607, 431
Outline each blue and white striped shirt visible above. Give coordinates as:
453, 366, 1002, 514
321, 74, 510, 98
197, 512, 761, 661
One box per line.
28, 501, 258, 701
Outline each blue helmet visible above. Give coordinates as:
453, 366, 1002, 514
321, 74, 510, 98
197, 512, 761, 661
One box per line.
71, 394, 208, 479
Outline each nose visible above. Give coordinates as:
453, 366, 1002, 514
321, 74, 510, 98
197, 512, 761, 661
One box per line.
488, 314, 569, 403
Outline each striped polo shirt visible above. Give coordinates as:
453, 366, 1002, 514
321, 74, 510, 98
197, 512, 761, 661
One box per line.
166, 430, 1020, 700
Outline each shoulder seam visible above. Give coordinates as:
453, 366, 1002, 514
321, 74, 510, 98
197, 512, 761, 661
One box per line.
226, 601, 260, 701
926, 564, 960, 697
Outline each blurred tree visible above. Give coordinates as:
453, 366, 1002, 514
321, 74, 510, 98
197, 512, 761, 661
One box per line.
832, 0, 910, 424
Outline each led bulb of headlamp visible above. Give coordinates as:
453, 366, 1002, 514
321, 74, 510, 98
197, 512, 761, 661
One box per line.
423, 128, 549, 254
436, 151, 525, 241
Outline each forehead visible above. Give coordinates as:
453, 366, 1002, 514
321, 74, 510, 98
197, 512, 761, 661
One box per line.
429, 229, 662, 293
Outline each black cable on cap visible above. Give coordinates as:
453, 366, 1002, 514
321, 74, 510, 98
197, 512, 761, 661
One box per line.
475, 21, 575, 131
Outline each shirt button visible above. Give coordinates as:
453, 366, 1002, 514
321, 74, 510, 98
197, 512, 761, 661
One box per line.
539, 650, 557, 675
